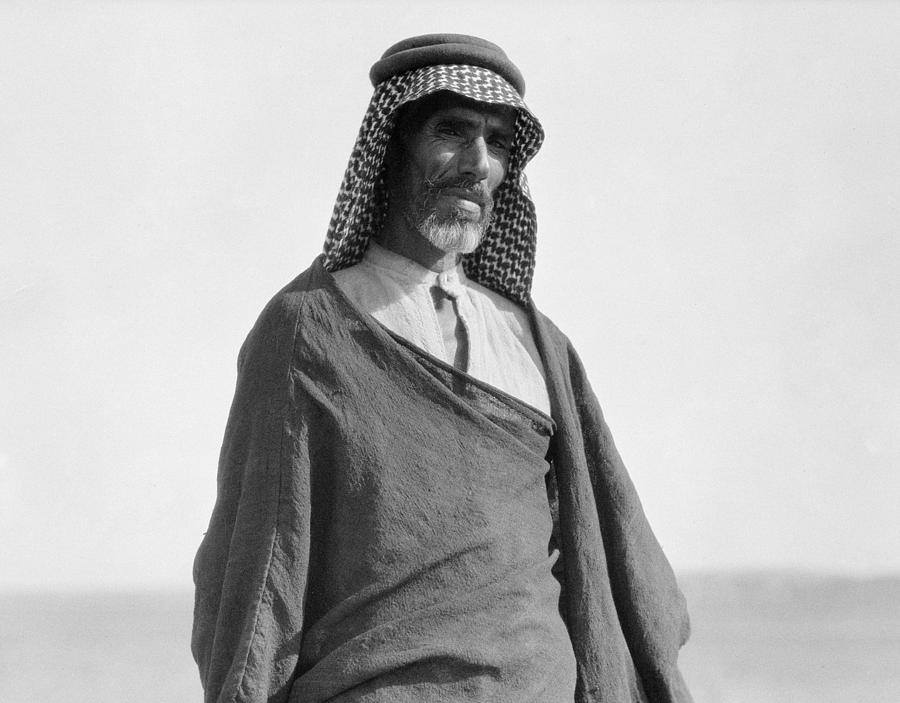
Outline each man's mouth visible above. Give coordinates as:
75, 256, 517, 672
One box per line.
431, 184, 491, 218
414, 179, 494, 226
440, 190, 484, 214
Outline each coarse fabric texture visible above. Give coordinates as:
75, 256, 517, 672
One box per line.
290, 337, 577, 701
322, 62, 544, 305
192, 257, 693, 703
333, 241, 551, 414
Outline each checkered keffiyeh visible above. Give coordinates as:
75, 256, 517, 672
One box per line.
321, 64, 545, 304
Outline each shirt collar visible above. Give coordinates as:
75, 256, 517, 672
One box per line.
363, 240, 468, 290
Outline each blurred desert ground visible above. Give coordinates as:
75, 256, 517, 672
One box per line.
2, 572, 898, 703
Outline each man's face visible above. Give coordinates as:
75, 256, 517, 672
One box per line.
390, 94, 516, 254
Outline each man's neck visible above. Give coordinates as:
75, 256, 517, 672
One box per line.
376, 211, 462, 273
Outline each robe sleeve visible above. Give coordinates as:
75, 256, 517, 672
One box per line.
192, 293, 313, 703
529, 304, 693, 703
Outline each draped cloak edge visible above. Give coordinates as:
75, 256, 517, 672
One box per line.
191, 256, 693, 703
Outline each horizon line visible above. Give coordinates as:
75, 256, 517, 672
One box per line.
3, 566, 900, 597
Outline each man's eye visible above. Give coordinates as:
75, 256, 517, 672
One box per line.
436, 124, 461, 137
489, 138, 510, 151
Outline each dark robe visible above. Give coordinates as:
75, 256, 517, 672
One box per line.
192, 256, 693, 703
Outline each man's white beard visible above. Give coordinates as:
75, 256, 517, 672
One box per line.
416, 210, 486, 254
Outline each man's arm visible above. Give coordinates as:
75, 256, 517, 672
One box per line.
531, 307, 693, 702
564, 340, 693, 702
193, 294, 312, 703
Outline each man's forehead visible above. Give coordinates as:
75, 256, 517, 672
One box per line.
426, 101, 515, 131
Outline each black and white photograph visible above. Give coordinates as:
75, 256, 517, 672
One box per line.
2, 2, 898, 702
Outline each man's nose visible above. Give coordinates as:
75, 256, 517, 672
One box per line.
457, 137, 490, 181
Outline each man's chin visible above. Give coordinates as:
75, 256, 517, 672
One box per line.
419, 218, 485, 255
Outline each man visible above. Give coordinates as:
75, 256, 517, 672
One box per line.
193, 34, 693, 703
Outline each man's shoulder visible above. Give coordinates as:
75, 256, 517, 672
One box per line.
528, 303, 574, 353
237, 256, 345, 367
253, 256, 347, 326
528, 302, 600, 388
260, 257, 322, 311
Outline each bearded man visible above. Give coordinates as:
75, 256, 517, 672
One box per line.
192, 34, 693, 703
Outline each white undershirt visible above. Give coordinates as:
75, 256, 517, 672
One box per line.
333, 241, 551, 416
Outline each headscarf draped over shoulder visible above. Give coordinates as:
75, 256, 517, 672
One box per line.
321, 34, 544, 305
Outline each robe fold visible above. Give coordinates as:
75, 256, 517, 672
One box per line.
192, 255, 692, 703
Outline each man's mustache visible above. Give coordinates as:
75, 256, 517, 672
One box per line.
423, 178, 492, 208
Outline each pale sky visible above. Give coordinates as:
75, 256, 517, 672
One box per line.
1, 1, 898, 591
